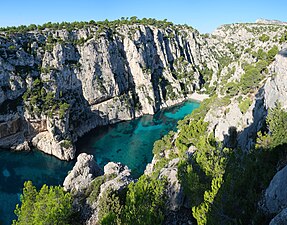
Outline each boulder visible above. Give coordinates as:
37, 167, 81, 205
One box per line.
100, 162, 133, 195
86, 162, 133, 225
263, 165, 287, 214
63, 153, 102, 194
159, 158, 185, 211
32, 132, 76, 161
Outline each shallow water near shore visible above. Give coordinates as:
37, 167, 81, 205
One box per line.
0, 100, 199, 224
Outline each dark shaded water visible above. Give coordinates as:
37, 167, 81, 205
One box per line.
0, 100, 199, 224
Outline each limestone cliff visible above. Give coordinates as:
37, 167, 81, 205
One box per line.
0, 20, 217, 159
143, 21, 287, 224
4, 20, 287, 224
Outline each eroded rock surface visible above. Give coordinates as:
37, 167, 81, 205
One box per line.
63, 153, 102, 193
263, 165, 287, 214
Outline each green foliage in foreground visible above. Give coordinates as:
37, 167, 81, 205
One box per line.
207, 102, 287, 224
13, 181, 73, 225
122, 175, 166, 225
12, 99, 287, 225
266, 103, 287, 147
257, 102, 287, 149
173, 93, 287, 225
176, 118, 230, 224
97, 175, 166, 225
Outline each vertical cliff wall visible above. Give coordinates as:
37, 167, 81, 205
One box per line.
0, 21, 218, 159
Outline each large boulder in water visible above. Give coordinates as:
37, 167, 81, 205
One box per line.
63, 153, 102, 194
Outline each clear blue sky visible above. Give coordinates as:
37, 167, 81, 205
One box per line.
0, 0, 286, 33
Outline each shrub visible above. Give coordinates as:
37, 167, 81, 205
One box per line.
13, 181, 73, 225
240, 66, 261, 94
266, 102, 287, 147
259, 34, 270, 42
267, 45, 279, 63
279, 32, 287, 43
98, 188, 122, 225
122, 175, 166, 225
59, 102, 70, 119
86, 176, 106, 204
224, 82, 239, 97
239, 98, 252, 114
60, 140, 72, 149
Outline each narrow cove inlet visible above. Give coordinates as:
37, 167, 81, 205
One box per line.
0, 100, 199, 224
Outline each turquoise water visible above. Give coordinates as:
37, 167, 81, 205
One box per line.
77, 100, 200, 176
0, 150, 74, 224
0, 100, 199, 224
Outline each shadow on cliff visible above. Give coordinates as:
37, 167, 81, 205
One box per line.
107, 34, 139, 118
202, 88, 277, 224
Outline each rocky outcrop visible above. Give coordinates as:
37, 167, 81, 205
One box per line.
263, 165, 287, 214
2, 19, 286, 160
62, 153, 133, 224
256, 19, 287, 26
0, 115, 21, 138
32, 132, 75, 160
159, 158, 185, 211
86, 162, 133, 225
63, 153, 102, 193
265, 52, 287, 109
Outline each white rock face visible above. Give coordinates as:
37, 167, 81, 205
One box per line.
265, 54, 287, 109
263, 165, 287, 214
1, 21, 286, 161
204, 96, 266, 150
0, 24, 217, 160
159, 158, 184, 211
32, 132, 76, 161
63, 153, 102, 193
86, 162, 133, 225
100, 162, 133, 195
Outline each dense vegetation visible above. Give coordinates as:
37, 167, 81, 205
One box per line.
220, 45, 278, 98
93, 175, 166, 225
14, 176, 166, 225
0, 17, 191, 35
174, 100, 287, 225
22, 78, 70, 119
13, 181, 73, 225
